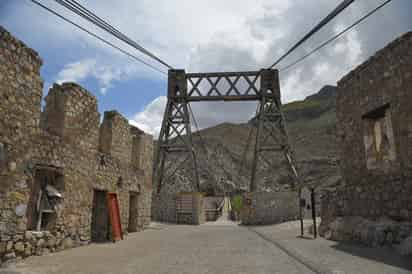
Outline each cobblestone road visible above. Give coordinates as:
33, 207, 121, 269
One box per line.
1, 221, 411, 274
1, 223, 314, 274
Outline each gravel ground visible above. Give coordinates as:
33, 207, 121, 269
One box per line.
1, 220, 411, 274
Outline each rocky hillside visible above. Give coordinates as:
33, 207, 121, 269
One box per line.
159, 85, 340, 195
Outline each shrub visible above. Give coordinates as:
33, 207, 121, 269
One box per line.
231, 195, 243, 212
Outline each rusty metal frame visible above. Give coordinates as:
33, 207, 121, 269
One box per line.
153, 69, 299, 193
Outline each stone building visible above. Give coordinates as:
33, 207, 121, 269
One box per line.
320, 32, 412, 247
0, 26, 153, 264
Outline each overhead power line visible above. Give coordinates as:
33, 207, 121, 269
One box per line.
54, 0, 174, 69
268, 0, 356, 69
280, 0, 393, 72
29, 0, 167, 76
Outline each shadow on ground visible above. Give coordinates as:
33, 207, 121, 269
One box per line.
331, 242, 412, 271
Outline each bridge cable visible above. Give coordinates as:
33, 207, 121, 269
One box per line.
29, 0, 167, 76
57, 0, 173, 70
54, 0, 174, 69
279, 0, 394, 72
238, 103, 260, 176
187, 104, 233, 188
268, 0, 356, 69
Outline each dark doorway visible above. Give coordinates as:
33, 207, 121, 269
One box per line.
128, 192, 139, 232
91, 190, 109, 242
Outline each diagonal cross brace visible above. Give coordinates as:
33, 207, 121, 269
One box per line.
154, 68, 301, 194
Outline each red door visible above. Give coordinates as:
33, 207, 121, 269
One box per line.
107, 193, 123, 241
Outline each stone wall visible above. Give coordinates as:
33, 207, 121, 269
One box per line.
100, 111, 132, 164
152, 192, 206, 225
0, 26, 43, 263
0, 26, 153, 265
152, 168, 197, 223
320, 31, 412, 246
241, 191, 300, 225
152, 193, 177, 223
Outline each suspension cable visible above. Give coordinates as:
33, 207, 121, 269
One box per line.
268, 0, 356, 69
187, 104, 232, 183
238, 103, 260, 176
59, 0, 167, 67
29, 0, 167, 76
54, 0, 174, 69
280, 0, 393, 72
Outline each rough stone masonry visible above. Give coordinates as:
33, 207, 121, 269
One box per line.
0, 26, 153, 265
319, 31, 412, 249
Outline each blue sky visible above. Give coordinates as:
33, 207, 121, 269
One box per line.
0, 0, 411, 136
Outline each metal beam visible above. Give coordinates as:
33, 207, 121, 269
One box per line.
187, 95, 260, 102
154, 68, 301, 194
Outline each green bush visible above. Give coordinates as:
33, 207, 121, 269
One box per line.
231, 195, 243, 212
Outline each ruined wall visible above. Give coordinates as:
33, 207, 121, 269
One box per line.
240, 191, 300, 225
0, 27, 153, 265
130, 126, 153, 228
100, 111, 132, 164
97, 112, 152, 231
320, 32, 412, 245
0, 26, 43, 262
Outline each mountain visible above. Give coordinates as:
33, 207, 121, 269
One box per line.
158, 85, 340, 195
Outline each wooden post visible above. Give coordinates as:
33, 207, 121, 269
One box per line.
299, 188, 304, 237
311, 188, 317, 238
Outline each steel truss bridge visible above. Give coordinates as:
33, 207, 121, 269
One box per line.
153, 69, 299, 193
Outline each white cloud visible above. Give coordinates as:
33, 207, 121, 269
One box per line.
128, 0, 374, 134
56, 58, 97, 84
4, 0, 410, 134
128, 0, 375, 135
130, 96, 167, 136
56, 58, 143, 94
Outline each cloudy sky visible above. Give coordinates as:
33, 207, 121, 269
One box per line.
0, 0, 411, 136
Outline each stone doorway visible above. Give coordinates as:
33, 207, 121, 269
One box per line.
91, 189, 110, 242
128, 192, 139, 232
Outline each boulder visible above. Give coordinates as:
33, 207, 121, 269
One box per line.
24, 243, 32, 257
324, 230, 332, 240
36, 238, 45, 247
62, 238, 73, 249
385, 232, 394, 246
6, 241, 13, 252
25, 231, 33, 241
0, 242, 6, 255
14, 242, 25, 253
33, 231, 44, 238
42, 248, 50, 255
4, 251, 16, 260
46, 236, 56, 248
395, 236, 412, 256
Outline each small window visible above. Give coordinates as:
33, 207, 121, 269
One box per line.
362, 104, 396, 170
